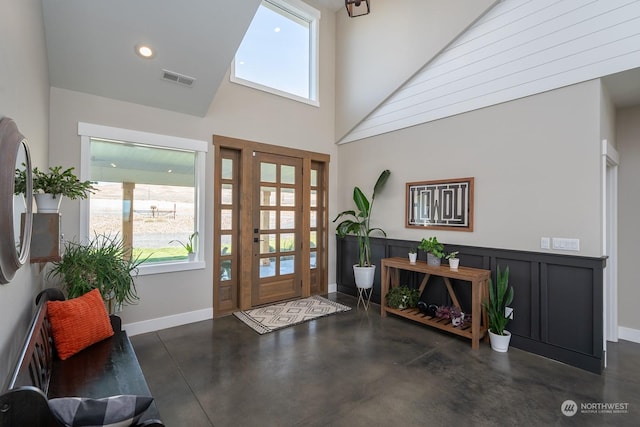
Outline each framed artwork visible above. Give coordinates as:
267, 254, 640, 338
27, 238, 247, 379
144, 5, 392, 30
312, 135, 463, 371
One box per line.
406, 177, 474, 231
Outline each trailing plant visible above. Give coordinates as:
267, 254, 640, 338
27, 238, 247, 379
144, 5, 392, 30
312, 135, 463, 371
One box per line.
48, 233, 148, 312
15, 165, 95, 199
333, 169, 391, 267
418, 236, 445, 259
386, 286, 420, 309
170, 232, 198, 254
482, 265, 514, 336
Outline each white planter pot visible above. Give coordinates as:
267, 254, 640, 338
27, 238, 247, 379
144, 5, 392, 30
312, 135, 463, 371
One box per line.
449, 258, 460, 270
488, 329, 512, 352
34, 193, 63, 213
188, 252, 196, 262
353, 265, 375, 289
408, 252, 417, 264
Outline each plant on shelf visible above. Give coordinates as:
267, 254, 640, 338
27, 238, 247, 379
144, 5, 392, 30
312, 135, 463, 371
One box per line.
446, 251, 460, 269
386, 286, 420, 310
170, 232, 198, 256
48, 233, 148, 314
482, 265, 515, 352
418, 236, 445, 266
333, 169, 391, 288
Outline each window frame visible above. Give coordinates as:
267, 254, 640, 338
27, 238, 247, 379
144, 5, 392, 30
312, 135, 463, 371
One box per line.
78, 122, 208, 275
230, 0, 320, 107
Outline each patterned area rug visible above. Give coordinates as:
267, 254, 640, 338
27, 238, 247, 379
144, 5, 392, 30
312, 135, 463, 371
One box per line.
233, 296, 351, 334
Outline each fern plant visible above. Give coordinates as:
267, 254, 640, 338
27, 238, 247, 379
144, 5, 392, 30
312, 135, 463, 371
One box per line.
482, 265, 514, 336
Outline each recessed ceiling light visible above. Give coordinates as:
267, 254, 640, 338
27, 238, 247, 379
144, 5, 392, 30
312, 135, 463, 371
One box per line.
135, 44, 155, 59
274, 27, 281, 33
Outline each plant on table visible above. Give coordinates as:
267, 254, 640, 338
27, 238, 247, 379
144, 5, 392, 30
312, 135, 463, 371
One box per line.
15, 165, 95, 199
386, 285, 420, 309
418, 236, 445, 265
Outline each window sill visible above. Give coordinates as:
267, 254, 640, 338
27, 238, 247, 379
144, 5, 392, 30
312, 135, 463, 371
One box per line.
138, 260, 206, 276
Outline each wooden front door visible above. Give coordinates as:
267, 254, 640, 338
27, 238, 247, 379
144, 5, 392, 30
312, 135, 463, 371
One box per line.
252, 152, 302, 306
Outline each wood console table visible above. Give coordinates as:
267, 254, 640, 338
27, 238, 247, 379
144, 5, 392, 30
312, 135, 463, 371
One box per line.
381, 257, 491, 349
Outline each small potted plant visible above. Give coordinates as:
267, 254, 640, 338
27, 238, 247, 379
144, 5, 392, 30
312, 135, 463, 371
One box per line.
408, 248, 417, 264
418, 236, 445, 266
386, 285, 420, 310
334, 169, 391, 289
16, 165, 96, 213
170, 232, 198, 261
482, 265, 514, 352
446, 251, 460, 269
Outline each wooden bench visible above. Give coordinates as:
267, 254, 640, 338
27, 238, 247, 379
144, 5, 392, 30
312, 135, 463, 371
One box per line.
0, 289, 164, 427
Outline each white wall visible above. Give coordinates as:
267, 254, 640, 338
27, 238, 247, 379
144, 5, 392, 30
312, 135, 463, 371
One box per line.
617, 106, 640, 332
336, 80, 603, 257
0, 0, 50, 387
47, 4, 337, 328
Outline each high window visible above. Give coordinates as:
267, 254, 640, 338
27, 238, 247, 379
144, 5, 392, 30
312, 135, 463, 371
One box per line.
231, 0, 320, 106
79, 123, 207, 274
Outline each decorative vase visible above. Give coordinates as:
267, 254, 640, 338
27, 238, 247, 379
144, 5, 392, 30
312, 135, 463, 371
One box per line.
427, 253, 441, 267
488, 329, 512, 352
35, 193, 62, 213
408, 252, 417, 264
353, 265, 375, 289
449, 258, 460, 270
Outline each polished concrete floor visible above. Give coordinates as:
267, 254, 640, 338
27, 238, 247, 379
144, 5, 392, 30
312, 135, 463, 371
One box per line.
131, 293, 640, 426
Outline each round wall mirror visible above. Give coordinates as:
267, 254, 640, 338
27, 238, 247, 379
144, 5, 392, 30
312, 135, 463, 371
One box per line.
0, 117, 33, 284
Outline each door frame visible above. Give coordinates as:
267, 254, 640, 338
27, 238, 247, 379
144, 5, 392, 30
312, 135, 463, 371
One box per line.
213, 135, 330, 315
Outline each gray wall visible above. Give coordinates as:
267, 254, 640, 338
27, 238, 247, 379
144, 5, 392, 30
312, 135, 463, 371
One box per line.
0, 0, 50, 387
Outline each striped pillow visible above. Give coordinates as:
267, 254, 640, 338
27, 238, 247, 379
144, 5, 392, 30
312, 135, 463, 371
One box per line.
48, 395, 153, 427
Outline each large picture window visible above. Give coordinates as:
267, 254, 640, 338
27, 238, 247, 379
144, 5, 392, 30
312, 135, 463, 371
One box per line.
79, 123, 207, 274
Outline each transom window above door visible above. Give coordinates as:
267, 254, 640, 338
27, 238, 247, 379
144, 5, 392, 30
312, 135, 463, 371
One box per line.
231, 0, 320, 106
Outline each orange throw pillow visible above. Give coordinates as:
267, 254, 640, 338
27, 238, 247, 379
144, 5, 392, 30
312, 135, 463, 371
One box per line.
47, 288, 114, 360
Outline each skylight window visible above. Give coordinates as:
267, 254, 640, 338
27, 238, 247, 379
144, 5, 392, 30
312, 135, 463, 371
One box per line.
231, 0, 320, 106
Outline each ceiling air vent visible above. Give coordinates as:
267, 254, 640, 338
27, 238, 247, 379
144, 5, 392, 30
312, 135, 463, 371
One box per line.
162, 69, 195, 87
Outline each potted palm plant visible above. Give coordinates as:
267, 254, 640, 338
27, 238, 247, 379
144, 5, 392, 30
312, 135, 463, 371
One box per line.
334, 169, 391, 289
482, 265, 514, 352
48, 233, 147, 314
16, 165, 96, 213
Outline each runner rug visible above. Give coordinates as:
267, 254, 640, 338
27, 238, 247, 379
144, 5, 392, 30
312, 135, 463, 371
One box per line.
233, 295, 351, 335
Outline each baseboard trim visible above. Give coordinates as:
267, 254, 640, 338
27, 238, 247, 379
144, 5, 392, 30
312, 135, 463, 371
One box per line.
123, 308, 213, 337
328, 282, 337, 293
618, 326, 640, 344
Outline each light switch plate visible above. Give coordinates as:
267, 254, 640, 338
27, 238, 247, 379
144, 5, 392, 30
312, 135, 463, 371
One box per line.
541, 237, 550, 249
552, 237, 580, 251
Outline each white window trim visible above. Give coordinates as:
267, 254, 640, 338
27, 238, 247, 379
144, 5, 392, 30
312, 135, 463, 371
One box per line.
78, 122, 208, 275
230, 0, 320, 107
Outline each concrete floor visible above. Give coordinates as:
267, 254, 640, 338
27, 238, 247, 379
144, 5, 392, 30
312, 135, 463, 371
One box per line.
131, 293, 640, 426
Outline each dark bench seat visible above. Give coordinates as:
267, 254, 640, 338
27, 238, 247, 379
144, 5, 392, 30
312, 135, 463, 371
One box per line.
0, 289, 163, 427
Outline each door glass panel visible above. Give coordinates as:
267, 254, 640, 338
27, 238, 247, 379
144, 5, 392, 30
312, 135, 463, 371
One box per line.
310, 189, 317, 207
310, 252, 317, 269
280, 211, 295, 229
260, 234, 276, 254
221, 158, 233, 180
280, 255, 294, 275
221, 184, 233, 204
310, 169, 317, 186
259, 257, 276, 278
280, 233, 295, 252
221, 209, 233, 230
281, 165, 295, 184
220, 235, 232, 255
309, 231, 317, 248
310, 211, 317, 228
260, 187, 277, 206
261, 163, 277, 183
221, 260, 232, 280
280, 188, 295, 206
260, 211, 276, 230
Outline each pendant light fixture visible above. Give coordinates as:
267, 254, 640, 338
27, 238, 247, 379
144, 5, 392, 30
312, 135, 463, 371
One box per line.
345, 0, 370, 18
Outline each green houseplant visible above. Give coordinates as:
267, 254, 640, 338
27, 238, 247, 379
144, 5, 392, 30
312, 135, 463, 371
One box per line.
446, 251, 460, 269
48, 233, 147, 313
334, 169, 391, 288
386, 286, 420, 310
16, 165, 96, 213
482, 265, 514, 352
170, 232, 198, 261
418, 236, 445, 266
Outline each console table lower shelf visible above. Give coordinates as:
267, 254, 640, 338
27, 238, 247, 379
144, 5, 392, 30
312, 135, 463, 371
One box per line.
380, 257, 491, 349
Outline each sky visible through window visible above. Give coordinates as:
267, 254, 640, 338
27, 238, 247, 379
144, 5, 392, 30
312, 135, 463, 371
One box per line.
235, 2, 310, 99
